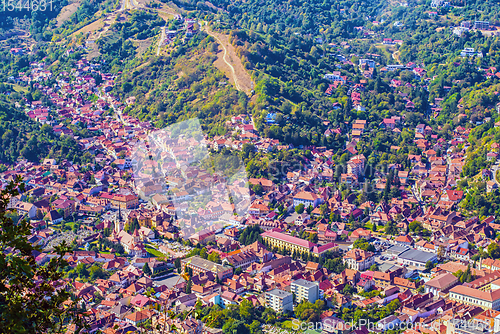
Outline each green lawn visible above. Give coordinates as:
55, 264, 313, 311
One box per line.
364, 222, 382, 231
146, 247, 165, 258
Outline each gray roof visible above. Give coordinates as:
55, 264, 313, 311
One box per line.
398, 249, 436, 263
110, 304, 129, 315
378, 262, 403, 273
267, 288, 292, 299
386, 245, 410, 255
292, 279, 318, 288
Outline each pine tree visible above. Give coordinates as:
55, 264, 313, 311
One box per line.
143, 263, 152, 276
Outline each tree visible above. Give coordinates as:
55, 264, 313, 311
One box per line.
143, 263, 152, 276
76, 262, 89, 279
208, 251, 221, 264
0, 176, 85, 333
222, 319, 250, 334
425, 261, 435, 271
238, 299, 254, 322
342, 284, 355, 295
488, 242, 500, 259
174, 258, 181, 271
307, 232, 318, 243
295, 203, 305, 214
200, 248, 208, 260
186, 279, 193, 294
89, 265, 106, 280
252, 184, 263, 196
353, 239, 375, 252
385, 220, 398, 235
319, 203, 329, 218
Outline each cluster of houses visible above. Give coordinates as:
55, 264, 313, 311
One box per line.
5, 39, 500, 334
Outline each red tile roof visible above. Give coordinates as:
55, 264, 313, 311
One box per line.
261, 231, 315, 249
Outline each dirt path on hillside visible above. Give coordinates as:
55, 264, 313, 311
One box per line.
57, 0, 82, 27
157, 27, 165, 56
202, 25, 254, 95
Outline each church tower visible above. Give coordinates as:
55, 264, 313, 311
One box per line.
115, 211, 123, 235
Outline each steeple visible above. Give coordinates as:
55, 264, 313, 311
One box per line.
118, 205, 122, 222
133, 228, 140, 242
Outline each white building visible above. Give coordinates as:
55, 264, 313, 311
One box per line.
291, 279, 319, 304
323, 72, 346, 83
266, 289, 293, 313
293, 191, 321, 209
343, 249, 374, 271
359, 59, 376, 68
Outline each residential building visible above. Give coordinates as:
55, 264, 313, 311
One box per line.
293, 191, 321, 209
13, 202, 37, 219
343, 249, 374, 271
223, 251, 258, 269
291, 279, 319, 304
474, 21, 490, 30
265, 288, 293, 313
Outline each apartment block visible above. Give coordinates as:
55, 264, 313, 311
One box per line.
291, 279, 319, 304
265, 288, 293, 314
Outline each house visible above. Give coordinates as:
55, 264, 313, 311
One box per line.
394, 235, 414, 247
45, 210, 63, 224
324, 72, 347, 84
359, 59, 376, 68
373, 271, 392, 289
13, 202, 37, 219
248, 178, 274, 192
343, 249, 374, 271
393, 277, 422, 294
189, 230, 215, 245
221, 290, 242, 308
293, 191, 321, 209
223, 251, 258, 269
488, 181, 499, 193
442, 190, 464, 203
125, 310, 151, 325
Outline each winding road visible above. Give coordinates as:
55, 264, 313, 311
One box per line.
202, 24, 242, 91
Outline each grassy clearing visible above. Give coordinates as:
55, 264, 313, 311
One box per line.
146, 247, 165, 257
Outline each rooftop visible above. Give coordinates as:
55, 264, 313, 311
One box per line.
292, 279, 319, 288
267, 288, 293, 299
398, 249, 436, 263
261, 231, 316, 249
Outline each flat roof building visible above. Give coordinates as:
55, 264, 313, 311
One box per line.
291, 279, 319, 304
397, 249, 437, 269
265, 288, 293, 314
